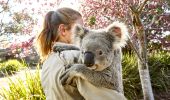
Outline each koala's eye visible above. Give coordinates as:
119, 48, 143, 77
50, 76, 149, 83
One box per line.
98, 50, 103, 55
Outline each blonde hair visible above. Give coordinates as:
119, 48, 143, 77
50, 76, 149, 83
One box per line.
36, 8, 82, 62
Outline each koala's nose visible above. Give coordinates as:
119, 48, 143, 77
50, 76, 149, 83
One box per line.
84, 52, 95, 67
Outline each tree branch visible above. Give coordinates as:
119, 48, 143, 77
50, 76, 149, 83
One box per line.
145, 15, 156, 28
128, 37, 146, 66
138, 0, 149, 13
0, 0, 10, 13
103, 15, 114, 21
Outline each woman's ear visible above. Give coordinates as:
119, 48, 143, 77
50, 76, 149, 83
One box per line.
58, 24, 66, 36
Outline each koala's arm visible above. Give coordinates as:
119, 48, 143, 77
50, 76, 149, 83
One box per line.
53, 42, 80, 52
60, 64, 115, 90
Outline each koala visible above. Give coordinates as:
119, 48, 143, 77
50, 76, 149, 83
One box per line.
53, 21, 128, 91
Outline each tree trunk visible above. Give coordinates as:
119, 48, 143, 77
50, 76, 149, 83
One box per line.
133, 13, 154, 100
138, 41, 154, 100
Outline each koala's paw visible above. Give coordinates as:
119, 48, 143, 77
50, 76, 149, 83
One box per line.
60, 64, 85, 85
53, 43, 80, 53
53, 46, 66, 53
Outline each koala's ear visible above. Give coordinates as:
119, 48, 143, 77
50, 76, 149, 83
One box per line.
106, 21, 129, 49
71, 24, 89, 46
72, 24, 88, 39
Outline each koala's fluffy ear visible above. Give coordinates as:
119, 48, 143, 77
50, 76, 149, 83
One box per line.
72, 24, 88, 39
106, 21, 129, 49
71, 24, 89, 46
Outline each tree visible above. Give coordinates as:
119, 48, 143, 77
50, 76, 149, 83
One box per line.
80, 0, 170, 51
0, 0, 35, 36
80, 0, 170, 99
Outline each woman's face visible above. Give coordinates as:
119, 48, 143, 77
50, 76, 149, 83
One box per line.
64, 18, 83, 43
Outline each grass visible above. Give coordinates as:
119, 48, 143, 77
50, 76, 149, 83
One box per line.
122, 53, 142, 100
0, 59, 27, 76
0, 65, 45, 100
148, 51, 170, 92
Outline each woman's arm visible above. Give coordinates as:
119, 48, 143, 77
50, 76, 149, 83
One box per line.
41, 51, 83, 100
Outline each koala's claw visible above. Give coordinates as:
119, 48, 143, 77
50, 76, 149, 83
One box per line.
60, 65, 82, 85
53, 45, 80, 53
60, 70, 69, 85
64, 64, 72, 70
60, 69, 74, 85
53, 46, 66, 53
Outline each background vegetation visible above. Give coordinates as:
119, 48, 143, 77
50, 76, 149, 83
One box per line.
0, 59, 27, 76
123, 51, 170, 99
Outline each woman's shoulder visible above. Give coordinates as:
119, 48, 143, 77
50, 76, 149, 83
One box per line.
44, 50, 80, 64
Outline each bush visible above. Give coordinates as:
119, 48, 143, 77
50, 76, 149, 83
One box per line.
123, 51, 170, 100
122, 53, 142, 100
0, 59, 27, 76
148, 51, 170, 92
0, 67, 45, 100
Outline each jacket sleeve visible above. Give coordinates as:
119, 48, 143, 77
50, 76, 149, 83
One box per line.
41, 51, 83, 100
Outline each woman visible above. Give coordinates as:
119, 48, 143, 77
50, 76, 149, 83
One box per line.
36, 7, 126, 100
36, 8, 83, 62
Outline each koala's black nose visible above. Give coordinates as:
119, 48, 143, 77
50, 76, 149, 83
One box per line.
84, 52, 95, 67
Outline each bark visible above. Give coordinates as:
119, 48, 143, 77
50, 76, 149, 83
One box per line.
128, 0, 154, 99
138, 59, 154, 100
133, 14, 154, 100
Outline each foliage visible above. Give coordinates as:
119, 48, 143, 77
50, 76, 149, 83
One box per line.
0, 0, 60, 58
122, 53, 142, 100
148, 51, 170, 92
80, 0, 170, 51
0, 67, 45, 100
0, 1, 35, 36
123, 51, 170, 99
0, 59, 26, 76
0, 0, 36, 59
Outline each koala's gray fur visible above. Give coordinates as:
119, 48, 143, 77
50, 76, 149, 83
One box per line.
53, 21, 128, 92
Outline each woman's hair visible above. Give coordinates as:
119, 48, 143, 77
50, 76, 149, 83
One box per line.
36, 8, 82, 62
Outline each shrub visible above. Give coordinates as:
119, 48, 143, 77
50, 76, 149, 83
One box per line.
0, 67, 45, 100
123, 51, 170, 100
122, 53, 142, 100
0, 59, 27, 76
148, 51, 170, 92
